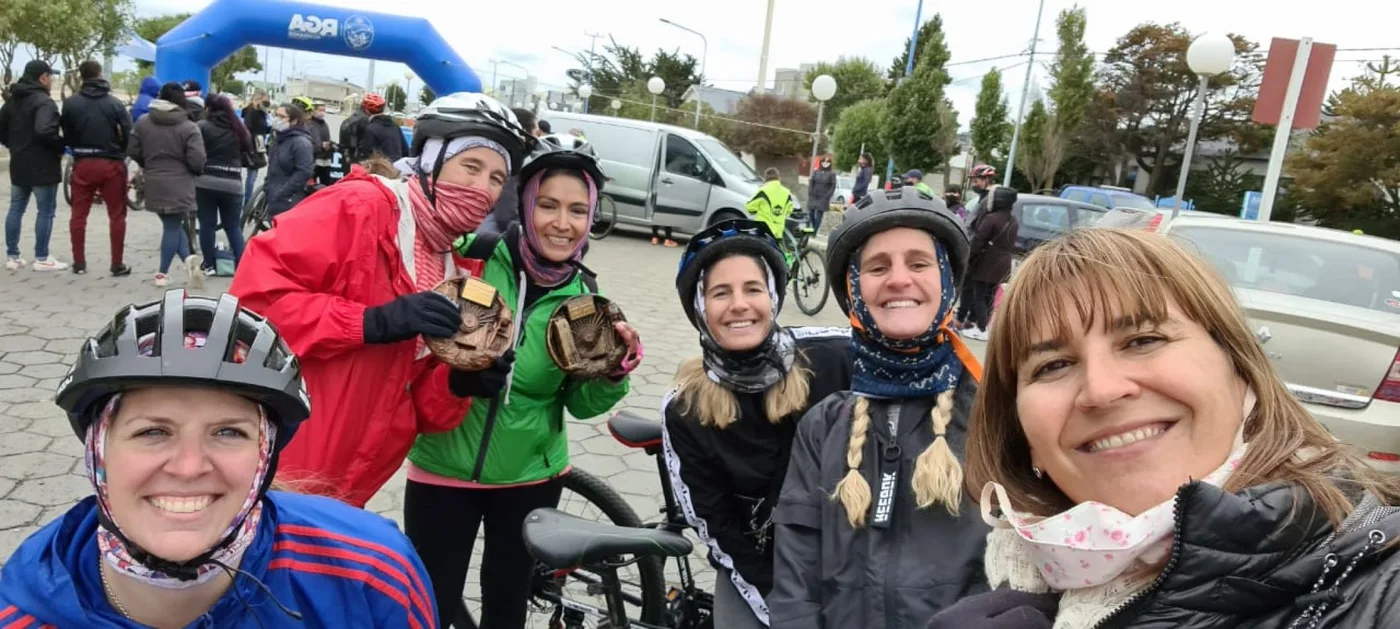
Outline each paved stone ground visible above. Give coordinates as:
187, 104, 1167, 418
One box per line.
0, 177, 988, 623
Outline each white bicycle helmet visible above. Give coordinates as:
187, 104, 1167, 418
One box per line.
412, 92, 535, 173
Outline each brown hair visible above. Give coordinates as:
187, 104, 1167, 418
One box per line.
965, 228, 1400, 525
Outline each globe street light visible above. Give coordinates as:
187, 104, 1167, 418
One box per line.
1172, 32, 1236, 220
647, 76, 666, 122
610, 99, 622, 116
660, 18, 708, 129
809, 74, 837, 168
578, 84, 593, 114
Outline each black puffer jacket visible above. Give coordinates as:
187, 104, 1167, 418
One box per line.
264, 126, 314, 216
770, 375, 990, 629
357, 114, 407, 162
60, 78, 132, 161
196, 110, 250, 186
1096, 482, 1400, 628
966, 186, 1019, 284
0, 78, 63, 186
663, 328, 853, 624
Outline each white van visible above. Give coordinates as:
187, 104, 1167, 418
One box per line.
540, 112, 794, 235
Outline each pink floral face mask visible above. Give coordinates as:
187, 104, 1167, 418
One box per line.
980, 390, 1255, 590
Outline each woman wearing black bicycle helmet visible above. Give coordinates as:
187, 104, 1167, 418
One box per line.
0, 290, 434, 628
405, 132, 642, 629
230, 92, 536, 508
769, 187, 990, 629
661, 219, 851, 628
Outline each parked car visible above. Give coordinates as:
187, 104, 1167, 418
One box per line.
1161, 215, 1400, 471
1095, 207, 1234, 231
833, 175, 858, 206
538, 111, 793, 235
1060, 184, 1158, 211
1009, 194, 1112, 254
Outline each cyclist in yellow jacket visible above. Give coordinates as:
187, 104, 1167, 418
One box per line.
745, 168, 795, 241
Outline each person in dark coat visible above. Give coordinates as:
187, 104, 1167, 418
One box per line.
770, 187, 989, 629
61, 60, 134, 277
241, 92, 271, 202
262, 102, 315, 218
664, 219, 852, 628
356, 109, 409, 163
195, 94, 252, 275
0, 60, 67, 271
850, 152, 873, 204
130, 76, 161, 123
180, 80, 205, 122
958, 185, 1017, 341
936, 227, 1400, 629
128, 82, 206, 288
308, 103, 334, 184
806, 154, 836, 232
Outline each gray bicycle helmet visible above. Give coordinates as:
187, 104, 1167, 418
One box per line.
55, 290, 311, 448
825, 185, 970, 316
518, 133, 607, 193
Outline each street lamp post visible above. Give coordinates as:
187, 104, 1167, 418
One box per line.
405, 72, 415, 111
1003, 0, 1047, 188
610, 99, 621, 116
647, 76, 666, 122
660, 18, 708, 129
810, 74, 837, 166
1172, 32, 1236, 220
578, 84, 594, 114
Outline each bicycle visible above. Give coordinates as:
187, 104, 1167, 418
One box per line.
519, 410, 718, 629
590, 194, 619, 241
782, 217, 829, 316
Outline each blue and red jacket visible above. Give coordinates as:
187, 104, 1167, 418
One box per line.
0, 492, 437, 628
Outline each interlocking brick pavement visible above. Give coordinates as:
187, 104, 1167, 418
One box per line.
5, 180, 985, 622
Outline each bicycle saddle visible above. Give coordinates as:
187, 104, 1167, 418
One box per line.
608, 410, 662, 448
523, 508, 692, 571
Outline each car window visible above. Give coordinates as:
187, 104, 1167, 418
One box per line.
1074, 206, 1110, 228
1089, 193, 1112, 209
665, 135, 711, 180
562, 120, 655, 166
694, 138, 758, 181
1171, 226, 1400, 313
1066, 190, 1089, 203
1020, 203, 1072, 232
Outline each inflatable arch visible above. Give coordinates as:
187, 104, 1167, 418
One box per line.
154, 0, 481, 96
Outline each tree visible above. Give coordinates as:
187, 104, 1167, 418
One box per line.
1286, 72, 1400, 236
831, 98, 887, 171
1098, 23, 1262, 196
110, 69, 142, 102
384, 82, 407, 112
1184, 148, 1255, 214
564, 36, 700, 114
883, 17, 952, 175
970, 67, 1012, 166
887, 15, 951, 85
1047, 6, 1095, 133
0, 0, 28, 86
420, 85, 436, 106
1016, 99, 1053, 190
802, 57, 884, 125
933, 99, 962, 188
133, 13, 261, 91
16, 0, 134, 95
717, 93, 816, 157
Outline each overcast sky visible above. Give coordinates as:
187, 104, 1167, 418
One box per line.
34, 0, 1400, 129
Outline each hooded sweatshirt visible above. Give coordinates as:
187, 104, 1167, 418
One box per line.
61, 78, 133, 161
0, 76, 64, 186
130, 77, 160, 122
0, 493, 436, 628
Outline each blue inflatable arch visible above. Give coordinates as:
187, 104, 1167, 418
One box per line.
154, 0, 480, 96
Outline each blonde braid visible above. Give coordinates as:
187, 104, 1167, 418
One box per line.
912, 390, 963, 515
832, 396, 874, 528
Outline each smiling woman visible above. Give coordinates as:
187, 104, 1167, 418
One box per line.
0, 291, 436, 629
927, 228, 1400, 629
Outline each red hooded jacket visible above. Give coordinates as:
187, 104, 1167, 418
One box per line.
230, 167, 472, 507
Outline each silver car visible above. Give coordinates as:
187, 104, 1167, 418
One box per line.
1162, 216, 1400, 472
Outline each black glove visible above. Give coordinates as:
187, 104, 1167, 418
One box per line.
363, 291, 461, 345
448, 350, 516, 398
925, 589, 1058, 629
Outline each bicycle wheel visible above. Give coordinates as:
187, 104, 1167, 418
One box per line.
62, 158, 73, 205
241, 185, 270, 236
589, 195, 618, 241
455, 468, 667, 628
791, 247, 829, 316
126, 162, 145, 212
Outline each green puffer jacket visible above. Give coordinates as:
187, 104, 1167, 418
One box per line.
407, 234, 630, 485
